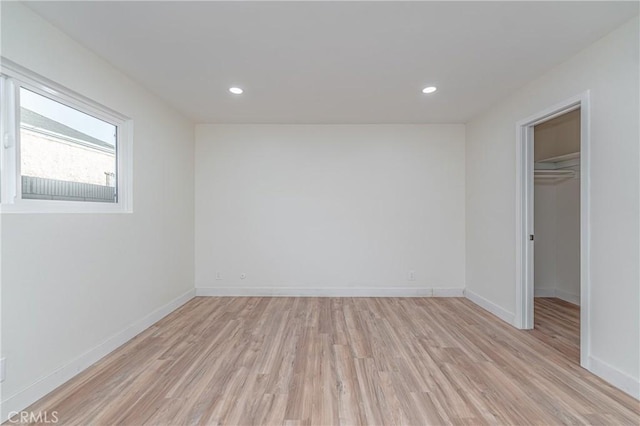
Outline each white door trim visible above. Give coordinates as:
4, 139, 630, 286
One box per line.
514, 91, 591, 368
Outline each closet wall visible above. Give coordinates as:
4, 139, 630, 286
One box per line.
534, 110, 581, 305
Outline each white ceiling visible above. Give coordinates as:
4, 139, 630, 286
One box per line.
25, 1, 639, 124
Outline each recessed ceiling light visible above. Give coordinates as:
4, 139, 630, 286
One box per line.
422, 86, 437, 94
229, 87, 243, 95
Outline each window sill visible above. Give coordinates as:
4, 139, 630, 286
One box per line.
1, 199, 132, 214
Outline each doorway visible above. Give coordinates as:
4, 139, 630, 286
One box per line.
515, 92, 590, 368
532, 109, 581, 363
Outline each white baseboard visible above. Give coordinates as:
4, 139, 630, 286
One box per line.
555, 289, 580, 306
195, 287, 465, 298
0, 289, 195, 423
588, 356, 640, 399
464, 289, 515, 325
534, 287, 556, 297
432, 288, 465, 297
534, 287, 580, 306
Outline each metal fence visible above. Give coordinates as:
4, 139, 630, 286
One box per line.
22, 175, 116, 203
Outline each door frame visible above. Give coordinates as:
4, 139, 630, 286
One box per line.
514, 91, 591, 368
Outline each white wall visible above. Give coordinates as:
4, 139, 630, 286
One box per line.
555, 177, 581, 302
534, 177, 581, 305
0, 2, 195, 418
195, 124, 465, 296
533, 183, 557, 293
466, 16, 639, 395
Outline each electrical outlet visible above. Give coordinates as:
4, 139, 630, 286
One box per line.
215, 272, 222, 280
408, 270, 416, 281
1, 357, 6, 383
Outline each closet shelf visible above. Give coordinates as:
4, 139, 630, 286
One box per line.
534, 169, 576, 177
536, 152, 580, 163
535, 151, 580, 178
534, 152, 580, 170
534, 169, 576, 182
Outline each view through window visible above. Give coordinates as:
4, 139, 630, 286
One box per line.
19, 87, 118, 202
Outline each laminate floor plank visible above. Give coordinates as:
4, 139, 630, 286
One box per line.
532, 297, 581, 362
8, 297, 639, 426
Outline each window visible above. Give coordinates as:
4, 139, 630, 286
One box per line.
1, 59, 132, 213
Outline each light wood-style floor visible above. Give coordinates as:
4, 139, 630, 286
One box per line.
532, 297, 581, 363
11, 297, 640, 425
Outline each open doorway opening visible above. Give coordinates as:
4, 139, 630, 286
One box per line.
515, 92, 590, 368
531, 109, 581, 363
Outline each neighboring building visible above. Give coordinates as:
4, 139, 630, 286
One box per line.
20, 107, 116, 187
19, 107, 116, 202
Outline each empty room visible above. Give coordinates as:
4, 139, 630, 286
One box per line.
1, 1, 638, 425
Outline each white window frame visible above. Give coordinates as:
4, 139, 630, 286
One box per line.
0, 58, 133, 213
